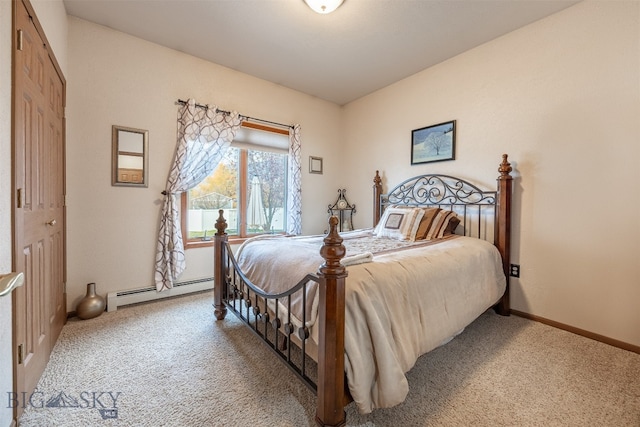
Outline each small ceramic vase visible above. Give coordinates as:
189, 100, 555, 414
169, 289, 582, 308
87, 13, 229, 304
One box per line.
77, 282, 106, 320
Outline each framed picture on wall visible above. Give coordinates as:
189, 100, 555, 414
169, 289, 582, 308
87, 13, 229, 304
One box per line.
309, 156, 323, 174
411, 120, 456, 165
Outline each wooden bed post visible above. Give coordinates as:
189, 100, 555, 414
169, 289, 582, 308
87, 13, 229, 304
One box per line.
373, 170, 382, 227
213, 209, 228, 320
316, 216, 348, 427
495, 154, 513, 315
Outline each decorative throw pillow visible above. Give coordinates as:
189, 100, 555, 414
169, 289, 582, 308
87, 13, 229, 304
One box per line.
414, 207, 442, 240
444, 216, 461, 235
425, 210, 459, 240
375, 207, 424, 241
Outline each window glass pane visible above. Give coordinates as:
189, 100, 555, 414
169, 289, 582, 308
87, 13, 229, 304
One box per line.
187, 147, 239, 238
246, 149, 287, 234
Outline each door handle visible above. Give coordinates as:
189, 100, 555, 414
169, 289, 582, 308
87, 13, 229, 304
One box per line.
47, 219, 57, 226
0, 272, 25, 297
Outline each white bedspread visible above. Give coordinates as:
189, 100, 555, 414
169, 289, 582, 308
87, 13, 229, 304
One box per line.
235, 232, 506, 414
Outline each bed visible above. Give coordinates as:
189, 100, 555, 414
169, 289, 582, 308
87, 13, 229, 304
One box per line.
212, 154, 513, 426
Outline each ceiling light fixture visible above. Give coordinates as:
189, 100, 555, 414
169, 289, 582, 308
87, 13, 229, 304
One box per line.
303, 0, 344, 14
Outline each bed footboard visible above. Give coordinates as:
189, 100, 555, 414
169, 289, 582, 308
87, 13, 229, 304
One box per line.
213, 214, 228, 322
315, 216, 348, 426
213, 214, 348, 427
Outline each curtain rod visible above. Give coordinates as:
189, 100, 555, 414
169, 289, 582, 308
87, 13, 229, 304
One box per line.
176, 99, 293, 130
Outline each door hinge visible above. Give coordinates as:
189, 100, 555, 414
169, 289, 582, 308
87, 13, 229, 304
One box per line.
17, 29, 23, 51
17, 344, 24, 364
17, 188, 23, 208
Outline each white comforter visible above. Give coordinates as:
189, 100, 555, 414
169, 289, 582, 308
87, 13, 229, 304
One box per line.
236, 231, 506, 414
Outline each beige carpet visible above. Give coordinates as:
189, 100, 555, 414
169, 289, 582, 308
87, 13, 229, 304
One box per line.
19, 291, 640, 427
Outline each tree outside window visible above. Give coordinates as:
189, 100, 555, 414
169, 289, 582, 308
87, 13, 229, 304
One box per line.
183, 146, 288, 243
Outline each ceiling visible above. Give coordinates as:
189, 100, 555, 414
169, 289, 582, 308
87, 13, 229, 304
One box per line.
62, 0, 579, 106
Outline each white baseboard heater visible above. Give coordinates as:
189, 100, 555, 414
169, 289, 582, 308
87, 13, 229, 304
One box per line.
106, 277, 213, 312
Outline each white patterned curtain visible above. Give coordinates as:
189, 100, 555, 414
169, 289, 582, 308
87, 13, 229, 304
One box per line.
287, 124, 302, 235
155, 99, 242, 291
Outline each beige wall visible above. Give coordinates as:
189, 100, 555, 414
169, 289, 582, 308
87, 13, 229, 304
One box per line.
66, 17, 344, 309
342, 1, 640, 346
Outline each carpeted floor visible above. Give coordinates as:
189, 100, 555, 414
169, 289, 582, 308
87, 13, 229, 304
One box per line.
18, 291, 640, 427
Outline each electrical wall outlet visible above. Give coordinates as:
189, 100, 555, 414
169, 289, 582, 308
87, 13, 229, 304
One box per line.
510, 264, 520, 278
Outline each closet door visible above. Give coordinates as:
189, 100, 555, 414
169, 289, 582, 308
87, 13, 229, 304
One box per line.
13, 0, 66, 419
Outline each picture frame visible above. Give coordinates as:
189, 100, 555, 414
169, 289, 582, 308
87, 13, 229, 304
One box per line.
112, 125, 149, 187
309, 156, 323, 174
411, 120, 456, 165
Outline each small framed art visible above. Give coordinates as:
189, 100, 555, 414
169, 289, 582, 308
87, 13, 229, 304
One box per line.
411, 120, 456, 165
309, 156, 323, 174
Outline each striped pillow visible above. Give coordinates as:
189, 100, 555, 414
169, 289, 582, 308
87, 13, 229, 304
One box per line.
414, 207, 442, 240
425, 210, 459, 240
375, 207, 425, 241
445, 216, 461, 235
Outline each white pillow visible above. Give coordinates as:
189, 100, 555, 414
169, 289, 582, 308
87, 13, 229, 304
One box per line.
375, 207, 425, 241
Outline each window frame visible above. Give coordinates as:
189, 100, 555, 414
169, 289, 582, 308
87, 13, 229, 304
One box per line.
181, 123, 289, 248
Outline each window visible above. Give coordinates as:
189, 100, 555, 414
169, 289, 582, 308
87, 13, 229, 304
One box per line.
182, 123, 289, 246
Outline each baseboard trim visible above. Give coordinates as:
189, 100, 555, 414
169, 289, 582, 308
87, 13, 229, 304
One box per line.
511, 309, 640, 354
106, 278, 213, 312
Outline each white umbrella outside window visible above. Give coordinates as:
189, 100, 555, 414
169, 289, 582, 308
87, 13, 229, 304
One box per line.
247, 175, 267, 231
